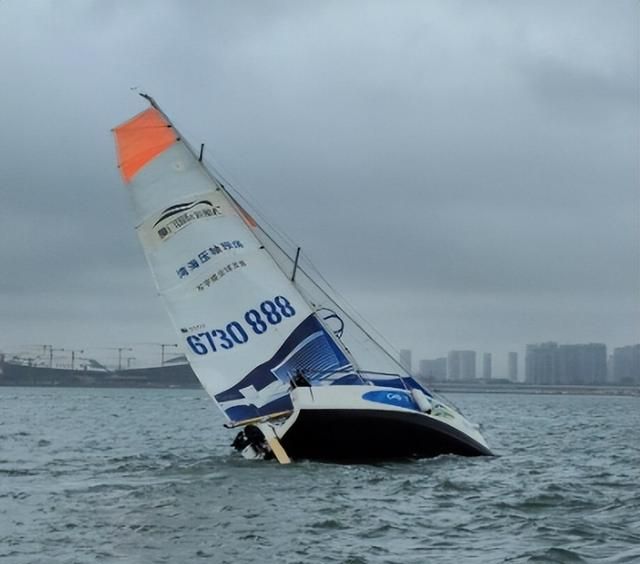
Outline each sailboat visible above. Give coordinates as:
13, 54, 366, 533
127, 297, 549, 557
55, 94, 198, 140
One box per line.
112, 95, 492, 463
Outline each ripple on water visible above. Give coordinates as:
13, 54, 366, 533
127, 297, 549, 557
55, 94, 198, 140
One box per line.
0, 389, 639, 564
517, 546, 588, 563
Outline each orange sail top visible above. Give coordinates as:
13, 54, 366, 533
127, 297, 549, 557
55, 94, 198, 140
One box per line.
113, 107, 177, 182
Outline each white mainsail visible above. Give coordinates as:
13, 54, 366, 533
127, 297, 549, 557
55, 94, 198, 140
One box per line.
113, 98, 359, 423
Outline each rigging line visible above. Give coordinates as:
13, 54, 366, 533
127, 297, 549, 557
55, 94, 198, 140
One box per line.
230, 192, 410, 368
147, 98, 322, 303
192, 149, 347, 308
195, 146, 307, 254
142, 101, 353, 334
290, 244, 409, 365
211, 180, 297, 252
194, 159, 302, 284
248, 216, 407, 382
301, 256, 408, 367
201, 160, 301, 253
204, 194, 367, 383
210, 176, 407, 379
293, 250, 409, 369
152, 98, 409, 381
167, 124, 300, 253
283, 258, 410, 383
197, 147, 290, 236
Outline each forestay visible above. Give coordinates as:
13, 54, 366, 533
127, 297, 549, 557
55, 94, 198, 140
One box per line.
112, 101, 358, 423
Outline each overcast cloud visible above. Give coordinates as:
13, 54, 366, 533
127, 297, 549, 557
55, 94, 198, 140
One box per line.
0, 0, 638, 374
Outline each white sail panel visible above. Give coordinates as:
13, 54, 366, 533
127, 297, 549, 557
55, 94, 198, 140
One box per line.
114, 106, 354, 422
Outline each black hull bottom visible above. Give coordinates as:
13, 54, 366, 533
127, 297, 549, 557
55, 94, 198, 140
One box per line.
280, 409, 492, 463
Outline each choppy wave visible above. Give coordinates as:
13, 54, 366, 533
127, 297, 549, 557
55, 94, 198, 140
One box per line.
0, 388, 638, 563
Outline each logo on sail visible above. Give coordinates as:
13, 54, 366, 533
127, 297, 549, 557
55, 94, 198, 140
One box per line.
154, 200, 223, 241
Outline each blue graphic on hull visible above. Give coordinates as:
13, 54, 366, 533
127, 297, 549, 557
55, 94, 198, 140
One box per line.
215, 314, 357, 422
362, 390, 419, 411
366, 376, 433, 398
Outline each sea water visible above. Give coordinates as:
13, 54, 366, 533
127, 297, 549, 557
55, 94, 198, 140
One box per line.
1, 387, 638, 563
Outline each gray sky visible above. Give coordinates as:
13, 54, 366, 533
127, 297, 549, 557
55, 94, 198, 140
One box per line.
1, 0, 638, 375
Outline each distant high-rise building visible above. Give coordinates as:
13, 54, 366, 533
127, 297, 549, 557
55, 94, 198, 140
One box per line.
447, 350, 476, 380
508, 352, 518, 382
447, 351, 460, 380
526, 342, 557, 384
461, 351, 476, 380
526, 342, 607, 385
557, 343, 606, 385
612, 345, 640, 384
399, 349, 412, 374
583, 344, 607, 384
482, 353, 492, 380
419, 358, 447, 381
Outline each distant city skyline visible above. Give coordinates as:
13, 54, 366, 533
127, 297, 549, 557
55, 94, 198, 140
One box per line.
3, 338, 639, 386
397, 340, 640, 384
525, 342, 607, 385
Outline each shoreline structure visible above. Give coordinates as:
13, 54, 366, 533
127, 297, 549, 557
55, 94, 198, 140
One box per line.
0, 358, 637, 396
